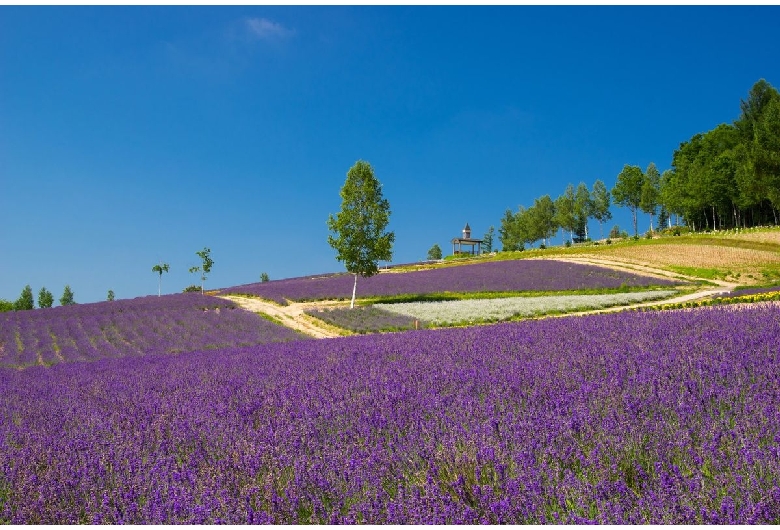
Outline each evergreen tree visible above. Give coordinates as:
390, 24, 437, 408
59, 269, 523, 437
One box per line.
481, 226, 495, 253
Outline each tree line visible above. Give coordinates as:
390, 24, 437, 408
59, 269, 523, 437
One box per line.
497, 78, 779, 251
0, 285, 77, 312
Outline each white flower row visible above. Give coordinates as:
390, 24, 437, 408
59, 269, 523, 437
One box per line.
375, 290, 678, 325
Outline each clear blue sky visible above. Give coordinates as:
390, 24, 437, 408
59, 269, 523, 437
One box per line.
2, 6, 779, 304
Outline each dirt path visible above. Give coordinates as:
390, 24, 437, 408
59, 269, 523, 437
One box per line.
219, 295, 348, 339
544, 255, 740, 290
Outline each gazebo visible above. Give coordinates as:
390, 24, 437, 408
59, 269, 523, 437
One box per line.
451, 223, 483, 256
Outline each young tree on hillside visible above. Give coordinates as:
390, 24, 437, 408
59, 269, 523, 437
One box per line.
612, 164, 645, 237
531, 195, 557, 247
641, 162, 661, 232
555, 185, 577, 244
590, 179, 612, 239
38, 287, 54, 308
260, 272, 270, 283
15, 285, 34, 311
189, 248, 214, 295
327, 160, 394, 308
107, 290, 115, 301
427, 243, 443, 261
499, 209, 521, 251
152, 262, 170, 297
574, 182, 593, 241
481, 226, 495, 253
60, 285, 75, 306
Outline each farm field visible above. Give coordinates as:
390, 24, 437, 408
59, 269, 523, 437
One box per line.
0, 294, 307, 369
476, 227, 780, 285
2, 305, 779, 523
219, 259, 680, 305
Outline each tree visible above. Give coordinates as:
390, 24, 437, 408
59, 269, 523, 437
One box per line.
60, 285, 75, 306
107, 290, 115, 301
532, 195, 557, 247
481, 226, 495, 253
590, 179, 612, 239
38, 286, 54, 309
0, 299, 13, 312
15, 285, 34, 311
327, 160, 394, 308
554, 185, 577, 244
152, 262, 170, 297
427, 243, 442, 261
499, 209, 521, 251
640, 162, 661, 232
612, 164, 645, 237
189, 247, 214, 295
574, 182, 593, 241
260, 272, 270, 283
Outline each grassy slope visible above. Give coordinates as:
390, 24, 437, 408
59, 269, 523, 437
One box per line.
401, 227, 780, 287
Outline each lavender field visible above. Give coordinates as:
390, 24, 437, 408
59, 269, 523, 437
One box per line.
2, 305, 779, 523
0, 294, 307, 368
220, 259, 679, 305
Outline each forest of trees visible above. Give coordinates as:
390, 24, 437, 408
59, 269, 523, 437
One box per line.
499, 79, 780, 251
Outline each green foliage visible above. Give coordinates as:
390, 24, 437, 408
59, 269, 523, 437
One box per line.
260, 272, 270, 283
152, 262, 170, 297
612, 164, 645, 237
0, 299, 13, 312
590, 179, 612, 239
481, 226, 495, 253
38, 286, 54, 309
640, 162, 661, 231
427, 243, 443, 261
190, 248, 214, 294
14, 285, 34, 311
182, 285, 201, 293
327, 160, 394, 307
107, 290, 115, 302
59, 285, 75, 306
609, 225, 623, 239
555, 184, 577, 243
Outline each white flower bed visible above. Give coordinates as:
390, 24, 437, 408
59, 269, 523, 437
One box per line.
375, 290, 678, 325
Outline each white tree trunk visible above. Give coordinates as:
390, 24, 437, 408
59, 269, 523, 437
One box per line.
158, 275, 161, 297
351, 273, 358, 309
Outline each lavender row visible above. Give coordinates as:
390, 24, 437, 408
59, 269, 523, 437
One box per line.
717, 285, 780, 298
220, 259, 680, 304
305, 306, 428, 333
2, 305, 779, 523
0, 293, 307, 368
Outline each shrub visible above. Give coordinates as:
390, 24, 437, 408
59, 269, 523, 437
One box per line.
182, 285, 201, 293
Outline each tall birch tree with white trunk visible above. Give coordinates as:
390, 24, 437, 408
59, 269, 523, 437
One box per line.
327, 160, 394, 309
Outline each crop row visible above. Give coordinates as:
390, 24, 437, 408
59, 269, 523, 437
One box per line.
0, 294, 307, 368
220, 259, 679, 304
375, 290, 678, 325
1, 305, 779, 523
305, 306, 427, 333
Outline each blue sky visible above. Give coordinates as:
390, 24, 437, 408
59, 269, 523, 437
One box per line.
2, 6, 779, 304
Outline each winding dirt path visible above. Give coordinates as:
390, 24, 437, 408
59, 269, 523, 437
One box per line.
219, 295, 347, 339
